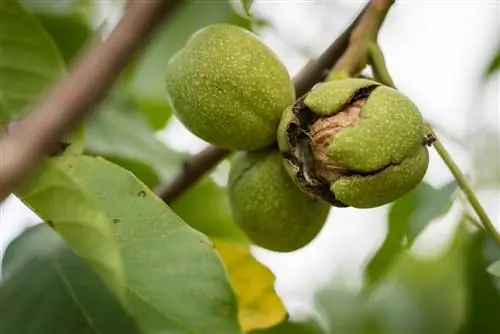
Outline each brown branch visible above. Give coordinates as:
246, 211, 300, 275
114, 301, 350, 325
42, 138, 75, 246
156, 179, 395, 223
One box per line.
0, 0, 182, 202
329, 0, 395, 78
155, 146, 231, 203
157, 2, 374, 204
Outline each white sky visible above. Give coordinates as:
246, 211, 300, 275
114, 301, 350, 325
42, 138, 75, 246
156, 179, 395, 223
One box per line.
1, 0, 499, 316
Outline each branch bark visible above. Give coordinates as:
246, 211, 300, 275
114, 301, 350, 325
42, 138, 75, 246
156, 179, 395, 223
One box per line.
0, 0, 182, 202
158, 1, 377, 204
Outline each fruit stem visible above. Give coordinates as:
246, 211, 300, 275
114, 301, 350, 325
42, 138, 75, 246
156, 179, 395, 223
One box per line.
429, 127, 500, 245
327, 0, 395, 80
367, 42, 395, 87
366, 35, 499, 246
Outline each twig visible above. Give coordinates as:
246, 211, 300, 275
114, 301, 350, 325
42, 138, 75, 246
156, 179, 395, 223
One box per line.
156, 146, 231, 203
368, 42, 395, 87
157, 1, 375, 204
0, 0, 182, 202
328, 0, 395, 80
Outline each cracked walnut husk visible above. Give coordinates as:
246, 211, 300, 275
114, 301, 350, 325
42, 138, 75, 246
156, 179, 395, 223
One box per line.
277, 78, 433, 209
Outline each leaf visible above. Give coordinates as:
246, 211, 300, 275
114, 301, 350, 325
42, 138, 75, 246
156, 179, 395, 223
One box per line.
129, 0, 251, 129
171, 178, 248, 243
487, 261, 500, 278
16, 158, 127, 302
29, 12, 93, 64
459, 232, 500, 333
484, 47, 500, 78
365, 181, 459, 288
17, 155, 241, 333
213, 239, 286, 333
317, 224, 469, 334
241, 0, 254, 15
85, 94, 186, 187
0, 0, 65, 122
0, 224, 141, 334
250, 319, 323, 334
470, 130, 500, 187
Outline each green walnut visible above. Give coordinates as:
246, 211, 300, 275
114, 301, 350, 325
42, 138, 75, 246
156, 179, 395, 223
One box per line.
228, 148, 330, 252
277, 78, 433, 209
165, 24, 295, 151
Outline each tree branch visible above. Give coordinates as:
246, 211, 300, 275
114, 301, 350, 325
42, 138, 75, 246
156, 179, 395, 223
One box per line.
328, 0, 395, 80
155, 145, 231, 203
0, 0, 182, 202
157, 1, 383, 204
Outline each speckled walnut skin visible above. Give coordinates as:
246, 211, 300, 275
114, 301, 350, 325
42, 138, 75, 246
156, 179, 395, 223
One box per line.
165, 24, 295, 151
277, 78, 430, 209
228, 148, 330, 252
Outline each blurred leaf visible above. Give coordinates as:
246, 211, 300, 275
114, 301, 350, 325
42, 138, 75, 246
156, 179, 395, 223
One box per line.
214, 239, 286, 332
459, 232, 500, 333
470, 129, 500, 187
487, 261, 500, 277
0, 224, 141, 334
16, 155, 242, 333
0, 0, 65, 122
343, 224, 469, 334
484, 47, 500, 78
365, 181, 459, 288
369, 224, 468, 334
30, 13, 93, 64
129, 0, 251, 129
20, 0, 91, 16
171, 178, 248, 242
241, 0, 254, 15
85, 94, 186, 188
250, 318, 323, 334
315, 288, 377, 334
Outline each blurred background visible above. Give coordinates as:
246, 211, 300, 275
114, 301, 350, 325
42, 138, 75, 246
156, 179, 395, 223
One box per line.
1, 0, 499, 331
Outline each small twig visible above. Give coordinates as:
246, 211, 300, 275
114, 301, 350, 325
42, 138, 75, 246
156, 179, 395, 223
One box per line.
156, 1, 375, 203
368, 42, 395, 87
0, 0, 182, 202
328, 0, 395, 80
156, 146, 231, 203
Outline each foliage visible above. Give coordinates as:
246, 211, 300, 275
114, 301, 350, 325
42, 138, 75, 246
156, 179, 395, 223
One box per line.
0, 0, 499, 333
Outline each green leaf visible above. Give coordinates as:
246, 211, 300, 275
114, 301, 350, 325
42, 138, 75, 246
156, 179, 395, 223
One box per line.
0, 224, 141, 334
171, 178, 248, 242
20, 0, 89, 15
16, 159, 127, 302
85, 94, 186, 188
484, 47, 500, 78
487, 261, 500, 278
0, 0, 65, 122
17, 155, 241, 333
405, 181, 459, 242
319, 224, 469, 334
29, 13, 93, 64
459, 232, 500, 333
250, 319, 323, 334
129, 0, 251, 129
241, 0, 254, 15
365, 181, 459, 288
470, 130, 500, 187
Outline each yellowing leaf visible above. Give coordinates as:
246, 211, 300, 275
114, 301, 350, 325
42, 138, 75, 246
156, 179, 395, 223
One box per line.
213, 239, 286, 333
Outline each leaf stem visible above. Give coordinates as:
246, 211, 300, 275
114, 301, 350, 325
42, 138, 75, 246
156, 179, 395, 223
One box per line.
368, 42, 395, 87
429, 128, 500, 245
365, 34, 499, 246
